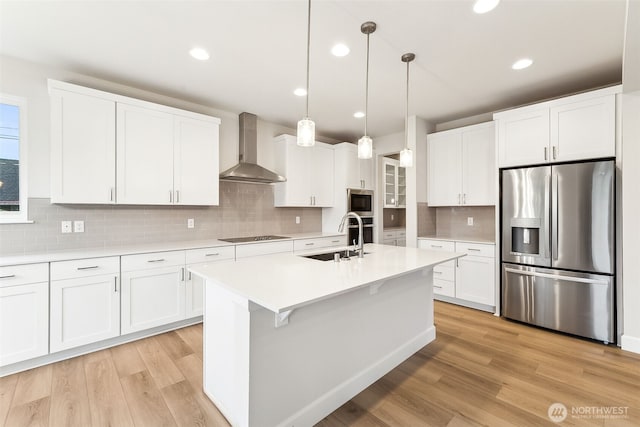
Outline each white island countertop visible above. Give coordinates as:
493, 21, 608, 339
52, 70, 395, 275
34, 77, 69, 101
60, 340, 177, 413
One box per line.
189, 243, 463, 314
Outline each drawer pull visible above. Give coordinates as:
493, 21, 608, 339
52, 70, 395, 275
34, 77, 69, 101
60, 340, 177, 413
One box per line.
468, 248, 481, 252
147, 259, 166, 263
0, 274, 16, 279
305, 243, 314, 246
205, 253, 220, 257
434, 285, 442, 289
431, 245, 443, 248
434, 271, 443, 275
331, 240, 340, 243
77, 266, 99, 270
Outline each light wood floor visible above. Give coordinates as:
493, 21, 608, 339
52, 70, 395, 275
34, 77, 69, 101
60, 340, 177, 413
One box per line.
1, 301, 639, 426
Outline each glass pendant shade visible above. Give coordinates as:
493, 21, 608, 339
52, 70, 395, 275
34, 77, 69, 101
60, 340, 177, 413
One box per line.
297, 118, 315, 147
358, 135, 373, 159
399, 148, 413, 168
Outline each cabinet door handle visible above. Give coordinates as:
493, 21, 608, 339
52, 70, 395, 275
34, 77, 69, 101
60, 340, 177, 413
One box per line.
458, 194, 461, 204
188, 271, 192, 281
180, 267, 185, 282
110, 188, 114, 202
114, 276, 118, 293
77, 265, 99, 270
0, 274, 16, 279
147, 258, 165, 263
176, 190, 180, 203
169, 191, 173, 203
463, 193, 466, 204
552, 146, 557, 160
544, 146, 548, 160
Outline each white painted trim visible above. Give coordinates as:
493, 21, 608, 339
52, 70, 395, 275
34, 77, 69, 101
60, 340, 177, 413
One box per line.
621, 334, 640, 354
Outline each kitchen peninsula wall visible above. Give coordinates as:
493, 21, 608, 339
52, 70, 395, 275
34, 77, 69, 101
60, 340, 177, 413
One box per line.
0, 182, 321, 256
418, 203, 494, 242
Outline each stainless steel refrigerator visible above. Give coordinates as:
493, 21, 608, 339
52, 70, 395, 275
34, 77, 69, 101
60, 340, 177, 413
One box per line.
501, 160, 615, 343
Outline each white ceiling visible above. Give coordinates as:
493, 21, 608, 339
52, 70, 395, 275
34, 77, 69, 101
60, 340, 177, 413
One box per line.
0, 0, 627, 141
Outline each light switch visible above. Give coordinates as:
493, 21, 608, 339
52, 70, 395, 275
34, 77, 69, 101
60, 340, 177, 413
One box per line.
187, 218, 195, 229
295, 216, 301, 224
61, 221, 72, 233
467, 217, 474, 226
73, 220, 85, 233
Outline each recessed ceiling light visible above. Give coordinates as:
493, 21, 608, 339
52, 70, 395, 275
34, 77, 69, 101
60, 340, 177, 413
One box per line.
353, 111, 365, 118
512, 58, 533, 70
331, 43, 350, 57
189, 47, 210, 61
473, 0, 500, 14
294, 88, 307, 96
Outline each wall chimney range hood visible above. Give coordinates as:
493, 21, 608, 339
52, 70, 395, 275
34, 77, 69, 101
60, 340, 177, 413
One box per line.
219, 112, 286, 184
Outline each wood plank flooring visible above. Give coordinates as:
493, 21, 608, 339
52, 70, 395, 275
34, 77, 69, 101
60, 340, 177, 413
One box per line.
1, 301, 639, 426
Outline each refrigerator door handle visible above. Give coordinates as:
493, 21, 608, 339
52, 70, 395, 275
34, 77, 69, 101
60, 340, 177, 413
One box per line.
552, 172, 559, 261
543, 173, 551, 259
503, 267, 609, 286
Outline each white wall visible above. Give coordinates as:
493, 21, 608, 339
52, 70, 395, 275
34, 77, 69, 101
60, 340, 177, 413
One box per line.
620, 0, 640, 354
0, 55, 339, 199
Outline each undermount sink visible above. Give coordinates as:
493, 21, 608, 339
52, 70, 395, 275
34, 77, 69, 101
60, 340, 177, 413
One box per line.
301, 250, 367, 261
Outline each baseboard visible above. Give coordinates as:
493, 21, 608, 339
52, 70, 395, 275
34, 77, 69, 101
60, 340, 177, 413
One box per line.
277, 326, 436, 427
0, 316, 202, 377
621, 334, 640, 354
434, 295, 495, 313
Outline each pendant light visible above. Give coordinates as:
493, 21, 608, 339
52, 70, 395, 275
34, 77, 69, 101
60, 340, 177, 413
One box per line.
358, 21, 376, 159
297, 0, 315, 147
399, 53, 415, 168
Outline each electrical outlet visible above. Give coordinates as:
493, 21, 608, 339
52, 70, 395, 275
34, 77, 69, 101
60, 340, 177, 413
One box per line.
61, 221, 72, 233
467, 217, 474, 226
295, 216, 300, 224
73, 220, 85, 233
391, 214, 394, 221
187, 218, 195, 229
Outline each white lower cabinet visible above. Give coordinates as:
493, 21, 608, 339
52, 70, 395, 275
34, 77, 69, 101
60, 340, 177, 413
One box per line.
382, 229, 406, 247
418, 239, 495, 310
185, 246, 236, 318
235, 240, 294, 259
121, 251, 186, 334
0, 264, 49, 367
292, 236, 346, 252
50, 257, 121, 352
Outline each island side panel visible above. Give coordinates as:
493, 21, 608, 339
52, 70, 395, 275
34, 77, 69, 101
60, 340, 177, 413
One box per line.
203, 279, 252, 427
247, 267, 435, 427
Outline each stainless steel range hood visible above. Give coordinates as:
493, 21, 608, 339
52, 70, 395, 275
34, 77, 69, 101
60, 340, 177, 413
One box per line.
219, 112, 286, 184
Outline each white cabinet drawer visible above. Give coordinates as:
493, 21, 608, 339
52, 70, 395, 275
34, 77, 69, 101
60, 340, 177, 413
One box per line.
418, 239, 455, 252
121, 250, 185, 272
397, 230, 406, 238
0, 263, 48, 287
383, 231, 396, 240
433, 279, 455, 297
51, 256, 120, 280
433, 263, 455, 281
186, 246, 235, 264
455, 242, 495, 258
235, 240, 294, 259
293, 236, 345, 252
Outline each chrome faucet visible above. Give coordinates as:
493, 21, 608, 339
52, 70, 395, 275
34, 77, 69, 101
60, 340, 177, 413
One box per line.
338, 212, 364, 258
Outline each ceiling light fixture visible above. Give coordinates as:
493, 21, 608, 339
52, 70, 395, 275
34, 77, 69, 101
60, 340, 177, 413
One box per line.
358, 21, 376, 160
512, 58, 533, 70
189, 47, 210, 61
331, 43, 350, 57
400, 53, 415, 168
353, 111, 365, 119
473, 0, 500, 14
293, 88, 307, 96
297, 0, 315, 147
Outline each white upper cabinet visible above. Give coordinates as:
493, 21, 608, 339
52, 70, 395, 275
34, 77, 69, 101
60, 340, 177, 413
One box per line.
383, 158, 406, 208
273, 135, 334, 207
427, 121, 495, 207
117, 103, 175, 204
50, 87, 116, 203
333, 143, 375, 191
49, 80, 221, 206
495, 86, 619, 167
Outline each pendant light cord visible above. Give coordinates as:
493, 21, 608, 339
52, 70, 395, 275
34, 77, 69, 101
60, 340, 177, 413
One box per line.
305, 0, 311, 119
405, 59, 409, 149
364, 32, 370, 137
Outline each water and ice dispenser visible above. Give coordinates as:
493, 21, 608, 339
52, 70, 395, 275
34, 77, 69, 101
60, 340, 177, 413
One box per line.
510, 218, 541, 255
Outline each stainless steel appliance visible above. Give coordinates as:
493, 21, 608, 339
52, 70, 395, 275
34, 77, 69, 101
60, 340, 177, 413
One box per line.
501, 160, 615, 343
347, 189, 374, 243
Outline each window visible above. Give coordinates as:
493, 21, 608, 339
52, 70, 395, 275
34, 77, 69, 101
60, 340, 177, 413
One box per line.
0, 94, 29, 223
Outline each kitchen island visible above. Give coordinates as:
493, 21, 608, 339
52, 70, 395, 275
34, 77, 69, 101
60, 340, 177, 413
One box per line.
189, 243, 462, 427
